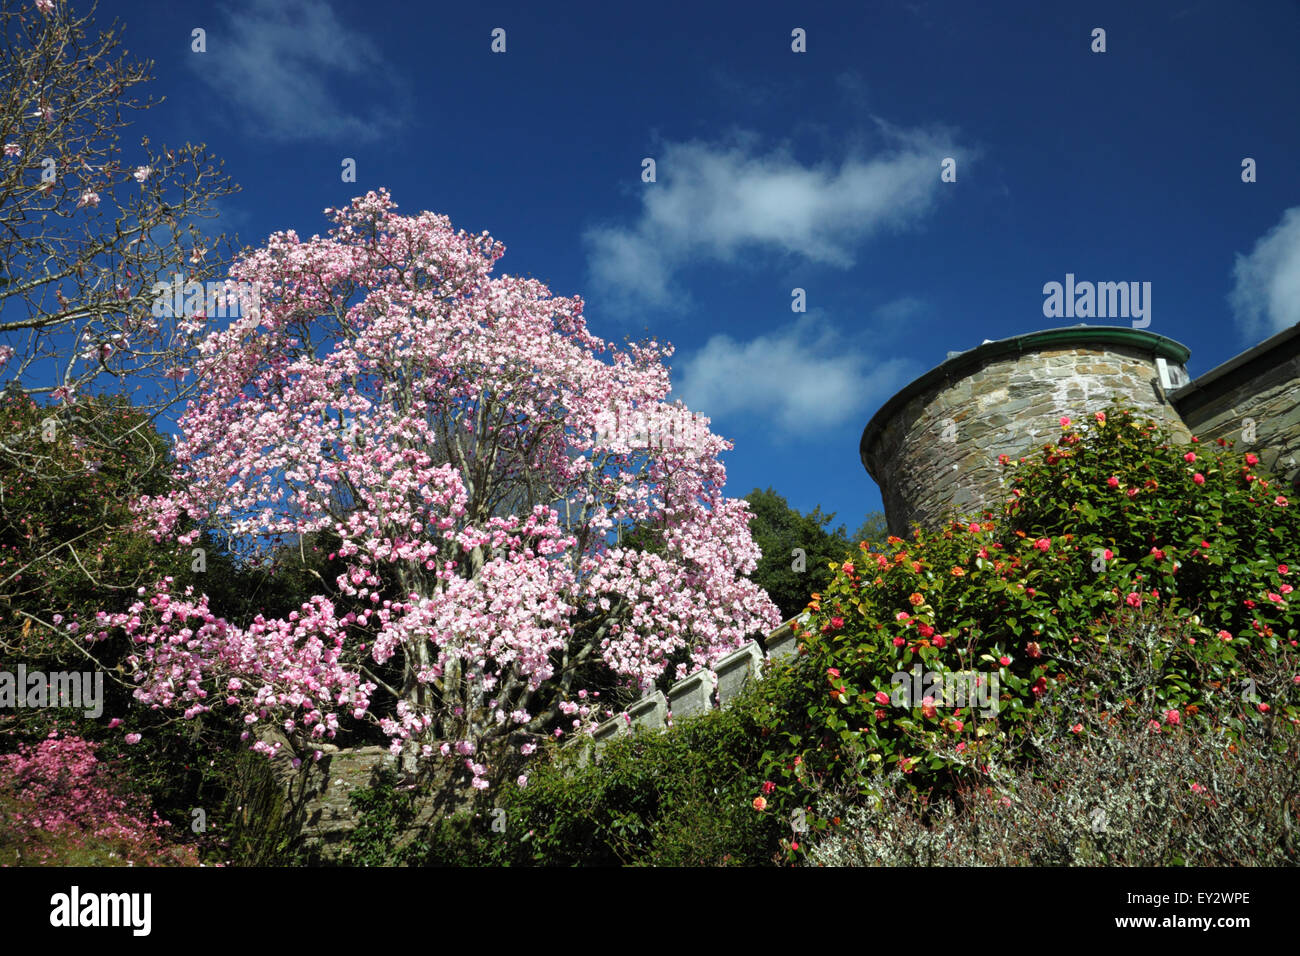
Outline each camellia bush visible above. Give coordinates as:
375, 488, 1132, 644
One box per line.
91, 190, 781, 785
759, 406, 1300, 848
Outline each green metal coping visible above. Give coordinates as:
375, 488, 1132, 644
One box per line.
859, 326, 1192, 471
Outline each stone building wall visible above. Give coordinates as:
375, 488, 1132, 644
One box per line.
861, 329, 1191, 535
1173, 323, 1300, 495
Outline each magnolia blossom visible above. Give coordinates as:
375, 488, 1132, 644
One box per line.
76, 191, 100, 208
133, 165, 153, 183
95, 189, 780, 783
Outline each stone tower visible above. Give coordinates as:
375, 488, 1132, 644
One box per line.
860, 323, 1300, 536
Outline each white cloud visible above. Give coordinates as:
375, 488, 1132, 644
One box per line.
193, 0, 403, 143
872, 295, 926, 323
1229, 206, 1300, 339
584, 125, 960, 313
670, 314, 918, 433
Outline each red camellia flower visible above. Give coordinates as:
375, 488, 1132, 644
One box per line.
830, 616, 844, 629
999, 655, 1012, 666
1280, 565, 1290, 575
1217, 630, 1233, 642
1107, 476, 1120, 488
1193, 473, 1205, 485
827, 667, 840, 679
933, 635, 947, 648
761, 780, 776, 795
1031, 677, 1048, 697
950, 719, 964, 733
918, 623, 935, 638
908, 592, 924, 606
1245, 453, 1260, 466
874, 708, 887, 719
1059, 416, 1071, 427
1164, 709, 1180, 725
1127, 487, 1138, 498
1070, 723, 1083, 734
1258, 703, 1270, 714
1034, 537, 1051, 551
842, 561, 854, 575
1095, 412, 1106, 423
892, 636, 906, 647
1126, 592, 1142, 608
874, 691, 890, 705
1150, 547, 1165, 560
1183, 452, 1197, 463
921, 696, 938, 718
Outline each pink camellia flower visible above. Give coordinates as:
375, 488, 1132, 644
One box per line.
895, 611, 910, 622
1126, 592, 1142, 608
1151, 547, 1165, 560
761, 780, 776, 795
998, 655, 1011, 666
1127, 487, 1138, 498
969, 523, 981, 534
1070, 723, 1083, 734
1217, 630, 1233, 642
1107, 476, 1120, 488
752, 796, 767, 811
1282, 584, 1293, 595
1164, 709, 1180, 725
1245, 453, 1260, 466
1183, 452, 1197, 463
124, 733, 141, 744
874, 691, 890, 705
933, 635, 947, 648
520, 742, 536, 756
829, 616, 844, 629
1281, 565, 1291, 575
107, 718, 122, 729
1147, 719, 1162, 733
950, 719, 964, 733
1190, 782, 1206, 795
826, 667, 840, 679
1258, 703, 1271, 714
1059, 416, 1071, 427
1275, 495, 1289, 507
1193, 473, 1205, 485
1103, 548, 1114, 561
1095, 411, 1106, 424
1268, 592, 1284, 604
892, 636, 906, 647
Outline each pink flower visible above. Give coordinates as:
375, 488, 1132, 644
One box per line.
1126, 592, 1142, 608
1164, 709, 1180, 725
1280, 565, 1290, 575
1059, 416, 1071, 427
999, 655, 1011, 666
1070, 723, 1083, 734
892, 636, 906, 647
874, 691, 890, 705
1094, 412, 1106, 424
1275, 495, 1289, 507
1183, 452, 1197, 463
761, 780, 776, 795
124, 733, 141, 745
949, 719, 964, 733
76, 191, 100, 208
1193, 473, 1205, 485
107, 718, 122, 729
1150, 547, 1165, 560
520, 742, 536, 756
826, 667, 840, 678
3, 143, 20, 157
829, 616, 844, 629
1217, 630, 1233, 642
517, 775, 528, 788
752, 796, 767, 811
1107, 476, 1120, 488
133, 166, 152, 183
1268, 592, 1284, 604
1190, 782, 1206, 795
1034, 537, 1051, 552
969, 523, 981, 534
1103, 548, 1114, 560
1246, 453, 1260, 466
933, 635, 946, 648
1258, 703, 1270, 714
1127, 487, 1138, 498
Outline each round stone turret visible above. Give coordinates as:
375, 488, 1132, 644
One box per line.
860, 326, 1193, 535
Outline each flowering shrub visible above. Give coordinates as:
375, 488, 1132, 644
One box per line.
804, 623, 1300, 866
0, 733, 198, 866
761, 406, 1300, 844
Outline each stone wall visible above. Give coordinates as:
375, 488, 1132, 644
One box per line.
861, 330, 1190, 535
272, 613, 808, 851
1173, 323, 1300, 495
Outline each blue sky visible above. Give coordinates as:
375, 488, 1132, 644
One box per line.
21, 0, 1300, 533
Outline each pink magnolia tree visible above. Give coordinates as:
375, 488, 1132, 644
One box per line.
94, 190, 781, 784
